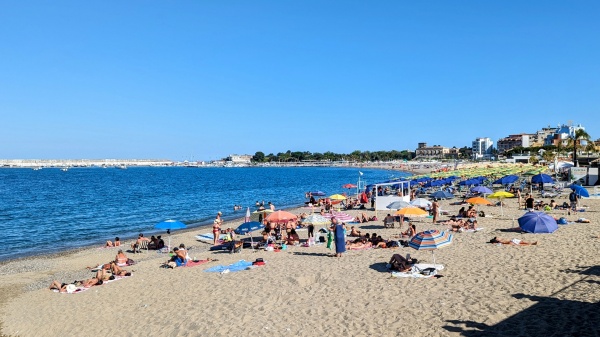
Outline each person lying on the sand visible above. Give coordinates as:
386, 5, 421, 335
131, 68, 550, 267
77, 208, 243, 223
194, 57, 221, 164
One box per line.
355, 213, 369, 223
388, 254, 416, 272
345, 238, 372, 250
488, 237, 537, 245
109, 262, 132, 276
349, 226, 362, 237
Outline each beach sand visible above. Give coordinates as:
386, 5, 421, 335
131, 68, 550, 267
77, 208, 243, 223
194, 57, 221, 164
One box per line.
1, 194, 599, 336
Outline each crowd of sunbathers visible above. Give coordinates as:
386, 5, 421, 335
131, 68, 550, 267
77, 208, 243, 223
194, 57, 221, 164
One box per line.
440, 216, 479, 232
50, 250, 135, 293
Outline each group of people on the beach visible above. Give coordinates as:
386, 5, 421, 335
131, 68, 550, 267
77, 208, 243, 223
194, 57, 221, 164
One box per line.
50, 249, 135, 293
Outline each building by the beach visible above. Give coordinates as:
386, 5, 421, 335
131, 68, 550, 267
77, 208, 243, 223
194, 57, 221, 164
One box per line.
497, 134, 532, 153
472, 137, 494, 160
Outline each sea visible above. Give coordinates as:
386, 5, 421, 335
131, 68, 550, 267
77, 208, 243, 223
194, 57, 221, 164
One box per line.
0, 166, 410, 261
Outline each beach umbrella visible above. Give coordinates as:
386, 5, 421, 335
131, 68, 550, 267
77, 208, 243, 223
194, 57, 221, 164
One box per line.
310, 191, 326, 196
322, 211, 354, 222
155, 220, 187, 250
329, 194, 347, 200
492, 175, 519, 185
386, 200, 411, 209
518, 212, 558, 233
266, 210, 298, 224
409, 229, 453, 266
569, 184, 589, 198
252, 208, 273, 222
430, 191, 454, 200
470, 186, 493, 195
234, 221, 265, 250
488, 191, 514, 216
234, 221, 265, 235
301, 214, 331, 226
342, 184, 357, 189
466, 197, 492, 205
394, 206, 428, 217
410, 198, 432, 209
531, 174, 554, 184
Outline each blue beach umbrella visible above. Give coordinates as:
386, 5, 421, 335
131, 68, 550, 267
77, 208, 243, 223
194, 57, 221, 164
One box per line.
471, 186, 493, 195
569, 184, 589, 198
234, 221, 265, 235
235, 221, 265, 250
155, 220, 187, 249
430, 191, 454, 199
310, 191, 326, 196
492, 175, 519, 185
531, 174, 554, 184
518, 212, 558, 234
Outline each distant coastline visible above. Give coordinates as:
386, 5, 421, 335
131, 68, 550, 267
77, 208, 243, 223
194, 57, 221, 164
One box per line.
0, 158, 498, 176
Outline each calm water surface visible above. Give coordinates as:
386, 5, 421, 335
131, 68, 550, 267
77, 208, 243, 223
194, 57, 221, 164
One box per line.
0, 167, 409, 261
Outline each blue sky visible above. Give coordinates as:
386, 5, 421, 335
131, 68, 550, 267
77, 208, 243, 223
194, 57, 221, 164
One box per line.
1, 1, 598, 161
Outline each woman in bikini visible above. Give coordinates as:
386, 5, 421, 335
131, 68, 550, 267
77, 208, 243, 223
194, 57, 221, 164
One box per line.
213, 212, 223, 245
115, 249, 128, 266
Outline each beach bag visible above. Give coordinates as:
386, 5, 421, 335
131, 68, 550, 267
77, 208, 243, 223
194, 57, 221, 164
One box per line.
126, 258, 136, 266
558, 217, 568, 225
319, 236, 326, 243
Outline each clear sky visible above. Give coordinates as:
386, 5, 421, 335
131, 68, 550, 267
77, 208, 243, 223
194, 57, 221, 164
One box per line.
1, 1, 598, 161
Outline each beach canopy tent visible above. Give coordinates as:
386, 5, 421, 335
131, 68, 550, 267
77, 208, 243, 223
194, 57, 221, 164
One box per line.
518, 211, 558, 233
366, 180, 411, 212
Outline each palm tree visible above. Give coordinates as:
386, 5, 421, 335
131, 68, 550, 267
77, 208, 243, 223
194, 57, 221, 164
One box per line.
571, 129, 592, 166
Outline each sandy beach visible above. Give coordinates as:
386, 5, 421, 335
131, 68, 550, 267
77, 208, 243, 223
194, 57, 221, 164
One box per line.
1, 188, 599, 336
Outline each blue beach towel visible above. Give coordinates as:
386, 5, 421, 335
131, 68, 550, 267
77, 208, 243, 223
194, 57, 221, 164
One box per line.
204, 260, 253, 273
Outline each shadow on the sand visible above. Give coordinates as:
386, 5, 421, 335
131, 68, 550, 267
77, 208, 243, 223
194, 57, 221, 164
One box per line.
292, 252, 332, 257
369, 262, 390, 273
443, 265, 600, 336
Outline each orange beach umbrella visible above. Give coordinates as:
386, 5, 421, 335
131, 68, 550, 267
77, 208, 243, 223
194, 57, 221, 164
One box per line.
394, 206, 429, 217
265, 210, 298, 224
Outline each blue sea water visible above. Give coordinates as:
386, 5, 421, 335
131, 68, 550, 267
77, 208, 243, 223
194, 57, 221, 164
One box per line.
0, 166, 409, 261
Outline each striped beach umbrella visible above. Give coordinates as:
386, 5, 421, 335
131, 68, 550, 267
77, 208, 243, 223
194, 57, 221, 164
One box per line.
301, 214, 331, 226
409, 229, 453, 266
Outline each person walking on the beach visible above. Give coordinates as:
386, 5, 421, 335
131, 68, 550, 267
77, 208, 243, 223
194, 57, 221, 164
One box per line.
213, 212, 223, 245
432, 199, 440, 223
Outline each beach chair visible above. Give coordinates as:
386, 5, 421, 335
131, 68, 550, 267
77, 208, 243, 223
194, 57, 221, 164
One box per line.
134, 240, 149, 253
383, 216, 395, 228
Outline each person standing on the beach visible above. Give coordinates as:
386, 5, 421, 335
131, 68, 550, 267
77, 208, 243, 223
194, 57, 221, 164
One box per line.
333, 219, 346, 257
432, 199, 440, 223
213, 212, 223, 245
269, 202, 275, 211
516, 189, 522, 209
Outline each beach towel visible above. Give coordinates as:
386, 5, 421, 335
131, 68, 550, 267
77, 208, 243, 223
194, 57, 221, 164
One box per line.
465, 228, 485, 232
204, 260, 254, 273
334, 224, 346, 254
